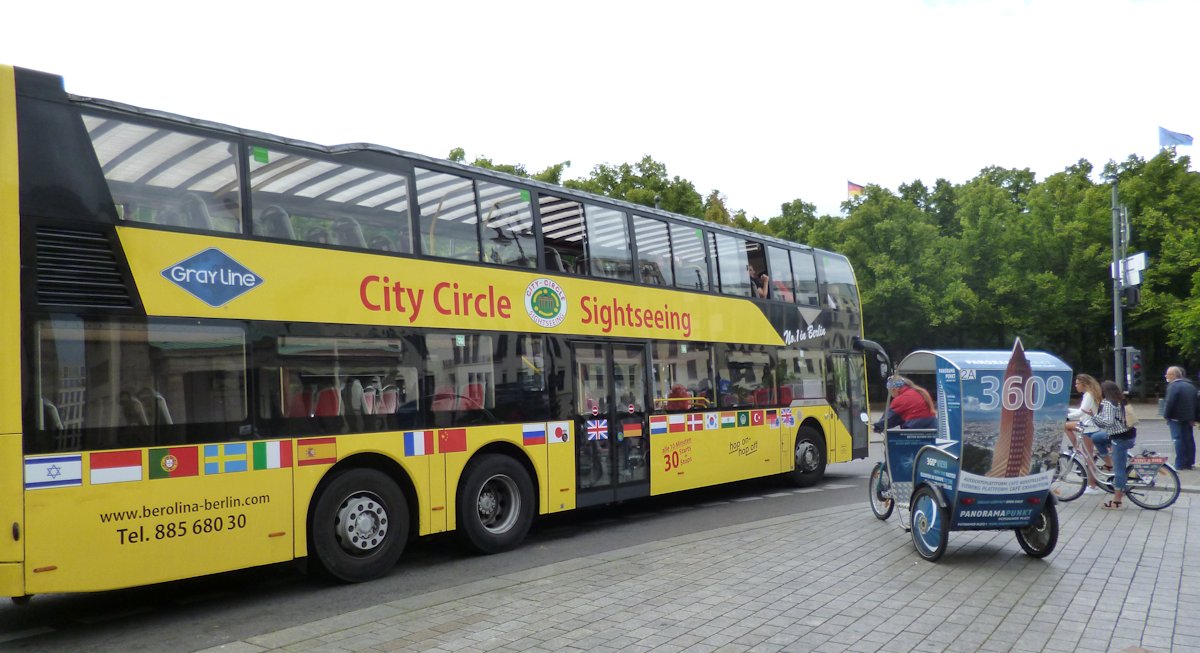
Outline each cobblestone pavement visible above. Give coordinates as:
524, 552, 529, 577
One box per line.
201, 486, 1198, 653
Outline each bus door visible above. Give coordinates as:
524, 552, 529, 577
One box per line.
828, 352, 869, 460
572, 342, 650, 508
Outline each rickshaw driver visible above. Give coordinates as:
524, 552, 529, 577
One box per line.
873, 375, 937, 431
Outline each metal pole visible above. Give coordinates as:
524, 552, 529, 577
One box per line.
1111, 183, 1124, 389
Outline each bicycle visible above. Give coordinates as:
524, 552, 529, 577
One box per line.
1052, 444, 1180, 510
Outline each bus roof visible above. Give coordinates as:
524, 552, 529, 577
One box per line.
69, 88, 837, 259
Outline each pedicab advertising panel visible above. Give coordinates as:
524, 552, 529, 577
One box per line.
866, 339, 1072, 561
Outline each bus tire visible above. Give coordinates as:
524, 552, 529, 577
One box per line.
309, 468, 409, 583
788, 427, 826, 487
457, 454, 534, 554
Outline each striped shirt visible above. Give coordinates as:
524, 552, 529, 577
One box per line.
1083, 399, 1130, 437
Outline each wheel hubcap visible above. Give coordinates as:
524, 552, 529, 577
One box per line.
913, 496, 941, 553
871, 470, 892, 508
477, 474, 519, 534
796, 441, 818, 472
335, 492, 389, 554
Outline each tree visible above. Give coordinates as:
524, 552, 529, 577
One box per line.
564, 155, 704, 217
446, 147, 570, 184
768, 199, 819, 243
824, 188, 975, 358
703, 190, 732, 226
1110, 151, 1200, 363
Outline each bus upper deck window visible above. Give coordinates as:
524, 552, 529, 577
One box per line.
83, 115, 242, 233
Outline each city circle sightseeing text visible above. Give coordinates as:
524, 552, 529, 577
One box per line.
359, 275, 692, 338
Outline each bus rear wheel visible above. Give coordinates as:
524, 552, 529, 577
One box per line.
788, 427, 826, 487
310, 468, 409, 583
457, 454, 534, 554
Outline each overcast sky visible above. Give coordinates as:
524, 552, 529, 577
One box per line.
3, 0, 1196, 219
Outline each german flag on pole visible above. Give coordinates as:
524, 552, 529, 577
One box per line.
848, 181, 865, 197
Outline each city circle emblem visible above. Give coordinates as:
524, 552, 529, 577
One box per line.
524, 278, 567, 328
159, 454, 179, 474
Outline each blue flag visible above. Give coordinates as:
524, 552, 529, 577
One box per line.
1159, 126, 1193, 147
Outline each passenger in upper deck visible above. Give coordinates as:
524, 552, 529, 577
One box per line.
748, 266, 769, 298
873, 375, 937, 431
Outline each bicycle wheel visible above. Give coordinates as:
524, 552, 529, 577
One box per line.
1051, 455, 1086, 502
1124, 465, 1181, 510
868, 462, 894, 520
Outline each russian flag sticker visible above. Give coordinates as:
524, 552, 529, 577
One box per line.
523, 423, 547, 446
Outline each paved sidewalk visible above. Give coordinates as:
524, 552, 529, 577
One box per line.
202, 491, 1198, 653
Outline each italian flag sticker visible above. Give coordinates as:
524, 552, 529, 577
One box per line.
253, 440, 294, 470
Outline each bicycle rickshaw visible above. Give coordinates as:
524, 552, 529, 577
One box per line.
861, 340, 1072, 561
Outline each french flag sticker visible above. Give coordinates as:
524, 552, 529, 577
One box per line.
403, 431, 434, 456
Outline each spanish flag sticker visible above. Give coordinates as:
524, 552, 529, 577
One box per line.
297, 437, 337, 466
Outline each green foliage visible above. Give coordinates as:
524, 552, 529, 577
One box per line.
564, 155, 704, 217
446, 147, 569, 183
779, 152, 1200, 391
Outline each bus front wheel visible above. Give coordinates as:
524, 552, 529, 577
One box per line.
457, 454, 534, 554
789, 427, 826, 487
309, 468, 409, 583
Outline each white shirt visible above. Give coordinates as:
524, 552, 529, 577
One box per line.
1068, 392, 1101, 433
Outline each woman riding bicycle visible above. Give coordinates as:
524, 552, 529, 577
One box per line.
1064, 374, 1103, 494
1079, 380, 1136, 509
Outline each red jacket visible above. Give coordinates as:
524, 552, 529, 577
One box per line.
891, 386, 934, 422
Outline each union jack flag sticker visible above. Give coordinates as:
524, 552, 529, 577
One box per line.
586, 419, 609, 440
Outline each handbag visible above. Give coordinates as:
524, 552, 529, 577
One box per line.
1124, 403, 1140, 427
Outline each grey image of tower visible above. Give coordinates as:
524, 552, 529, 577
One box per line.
987, 339, 1034, 478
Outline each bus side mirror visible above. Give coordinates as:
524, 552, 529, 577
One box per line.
852, 336, 892, 380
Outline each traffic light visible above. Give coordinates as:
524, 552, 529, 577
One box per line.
1122, 286, 1140, 309
1125, 347, 1143, 394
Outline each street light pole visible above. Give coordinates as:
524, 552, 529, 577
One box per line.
1111, 182, 1124, 389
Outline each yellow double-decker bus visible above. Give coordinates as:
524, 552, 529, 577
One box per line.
1, 65, 870, 599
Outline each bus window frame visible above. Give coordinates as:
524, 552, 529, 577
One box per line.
81, 109, 246, 235
245, 143, 417, 254
26, 314, 253, 454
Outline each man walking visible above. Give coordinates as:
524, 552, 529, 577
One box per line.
1163, 366, 1196, 470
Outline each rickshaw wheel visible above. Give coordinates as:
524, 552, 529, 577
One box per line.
910, 486, 948, 562
868, 462, 893, 520
1015, 502, 1058, 558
